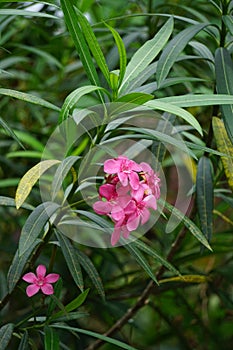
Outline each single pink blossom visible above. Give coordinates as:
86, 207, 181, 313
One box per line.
124, 194, 157, 231
104, 156, 142, 190
22, 265, 60, 297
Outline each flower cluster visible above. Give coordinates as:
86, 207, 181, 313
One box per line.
93, 155, 160, 245
22, 265, 60, 297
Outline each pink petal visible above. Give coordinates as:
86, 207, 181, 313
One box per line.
41, 283, 54, 295
118, 172, 128, 186
93, 201, 112, 215
111, 227, 121, 246
122, 226, 130, 239
132, 186, 144, 202
36, 265, 46, 278
141, 207, 150, 225
111, 205, 125, 221
140, 162, 152, 173
45, 273, 60, 283
104, 159, 120, 174
127, 214, 140, 231
124, 200, 137, 215
129, 171, 139, 190
26, 284, 40, 297
130, 160, 142, 172
144, 195, 157, 210
99, 184, 116, 200
22, 272, 37, 283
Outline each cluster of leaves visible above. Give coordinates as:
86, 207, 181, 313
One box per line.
0, 0, 233, 349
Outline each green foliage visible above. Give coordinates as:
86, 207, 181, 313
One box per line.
0, 0, 233, 349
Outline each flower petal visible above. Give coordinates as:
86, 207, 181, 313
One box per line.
22, 272, 37, 283
93, 201, 112, 215
45, 273, 60, 283
36, 265, 46, 278
111, 227, 121, 246
144, 195, 157, 210
104, 159, 120, 173
41, 283, 54, 295
129, 171, 139, 190
99, 184, 116, 200
127, 215, 140, 231
26, 284, 40, 297
141, 207, 150, 225
118, 172, 128, 186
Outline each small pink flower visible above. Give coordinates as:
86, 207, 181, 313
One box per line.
104, 156, 142, 190
22, 265, 60, 297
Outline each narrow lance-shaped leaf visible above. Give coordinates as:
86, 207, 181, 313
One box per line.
120, 17, 174, 92
0, 324, 14, 350
105, 23, 127, 87
0, 88, 60, 112
156, 94, 233, 107
55, 231, 84, 292
124, 243, 159, 285
163, 200, 212, 251
19, 202, 60, 257
215, 48, 233, 144
44, 326, 59, 350
156, 23, 208, 87
145, 99, 203, 135
59, 85, 106, 123
18, 331, 29, 350
196, 156, 213, 242
75, 7, 110, 84
77, 250, 105, 300
0, 116, 25, 149
60, 0, 100, 88
212, 117, 233, 191
15, 160, 60, 209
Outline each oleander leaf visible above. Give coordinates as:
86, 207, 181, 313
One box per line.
15, 160, 60, 209
215, 48, 233, 144
212, 117, 233, 191
196, 156, 213, 242
44, 326, 59, 350
0, 324, 14, 350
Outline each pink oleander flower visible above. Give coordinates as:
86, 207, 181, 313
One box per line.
93, 156, 161, 246
104, 155, 142, 190
22, 265, 60, 297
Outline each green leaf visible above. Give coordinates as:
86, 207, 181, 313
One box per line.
105, 23, 127, 86
60, 0, 101, 88
77, 250, 105, 300
163, 200, 212, 251
50, 311, 88, 322
56, 231, 84, 292
19, 202, 60, 256
50, 289, 89, 321
120, 17, 174, 92
7, 239, 41, 293
59, 85, 106, 123
51, 324, 138, 350
0, 117, 25, 149
124, 243, 159, 285
156, 23, 208, 86
0, 88, 60, 112
156, 94, 233, 107
51, 156, 80, 200
133, 239, 180, 276
196, 156, 213, 242
222, 15, 233, 35
145, 100, 203, 135
75, 7, 110, 83
116, 92, 154, 105
215, 48, 233, 143
15, 160, 60, 209
18, 331, 29, 350
0, 9, 58, 19
0, 196, 33, 210
44, 326, 59, 350
212, 117, 233, 191
10, 130, 45, 152
0, 324, 14, 350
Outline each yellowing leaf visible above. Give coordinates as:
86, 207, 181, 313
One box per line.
159, 275, 209, 284
15, 160, 60, 209
212, 117, 233, 191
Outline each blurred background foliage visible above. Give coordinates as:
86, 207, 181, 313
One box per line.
0, 0, 233, 349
